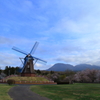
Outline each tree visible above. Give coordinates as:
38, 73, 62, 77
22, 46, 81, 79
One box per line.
36, 69, 41, 74
95, 70, 100, 82
3, 66, 9, 76
3, 66, 20, 76
64, 75, 74, 84
50, 73, 60, 82
0, 69, 2, 74
50, 71, 54, 74
73, 69, 99, 83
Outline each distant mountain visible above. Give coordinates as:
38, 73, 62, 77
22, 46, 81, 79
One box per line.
46, 63, 100, 71
74, 64, 100, 71
47, 63, 74, 71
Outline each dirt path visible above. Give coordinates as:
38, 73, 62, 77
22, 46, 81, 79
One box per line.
8, 85, 51, 100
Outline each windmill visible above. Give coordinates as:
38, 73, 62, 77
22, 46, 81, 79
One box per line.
12, 42, 47, 77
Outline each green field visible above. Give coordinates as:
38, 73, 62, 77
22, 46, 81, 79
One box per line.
31, 83, 100, 100
0, 84, 13, 100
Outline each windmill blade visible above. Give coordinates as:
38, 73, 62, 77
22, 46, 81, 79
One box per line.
32, 56, 47, 63
12, 46, 28, 55
30, 42, 39, 55
17, 63, 23, 73
17, 67, 22, 73
19, 58, 24, 64
34, 59, 38, 65
21, 57, 29, 73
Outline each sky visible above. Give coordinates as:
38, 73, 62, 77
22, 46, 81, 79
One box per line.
0, 0, 100, 70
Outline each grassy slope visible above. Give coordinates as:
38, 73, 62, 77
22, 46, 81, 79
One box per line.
31, 83, 100, 100
5, 76, 48, 82
0, 84, 13, 100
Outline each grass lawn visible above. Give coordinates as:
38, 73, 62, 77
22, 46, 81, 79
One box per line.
0, 84, 13, 100
31, 83, 100, 100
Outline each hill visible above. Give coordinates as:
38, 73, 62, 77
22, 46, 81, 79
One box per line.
47, 63, 100, 71
74, 64, 100, 71
47, 63, 74, 71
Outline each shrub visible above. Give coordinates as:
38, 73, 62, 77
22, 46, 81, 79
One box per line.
7, 79, 15, 85
57, 81, 69, 84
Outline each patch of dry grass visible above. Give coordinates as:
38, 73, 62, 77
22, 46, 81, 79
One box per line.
4, 76, 49, 82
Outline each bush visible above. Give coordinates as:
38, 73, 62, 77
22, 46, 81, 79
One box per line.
57, 81, 69, 84
7, 79, 15, 85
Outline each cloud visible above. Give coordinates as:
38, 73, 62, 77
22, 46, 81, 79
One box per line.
0, 36, 12, 45
40, 0, 100, 36
47, 15, 100, 36
53, 49, 100, 66
2, 0, 34, 13
35, 63, 52, 70
1, 0, 100, 69
0, 52, 20, 69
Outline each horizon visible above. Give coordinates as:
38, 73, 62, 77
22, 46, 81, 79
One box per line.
1, 0, 100, 70
1, 62, 100, 70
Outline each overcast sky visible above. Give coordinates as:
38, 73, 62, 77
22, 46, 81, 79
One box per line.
0, 0, 100, 70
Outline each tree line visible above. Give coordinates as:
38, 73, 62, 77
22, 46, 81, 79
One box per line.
0, 66, 20, 75
35, 69, 100, 83
1, 66, 100, 83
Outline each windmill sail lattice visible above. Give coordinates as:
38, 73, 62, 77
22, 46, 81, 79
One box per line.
12, 42, 47, 77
